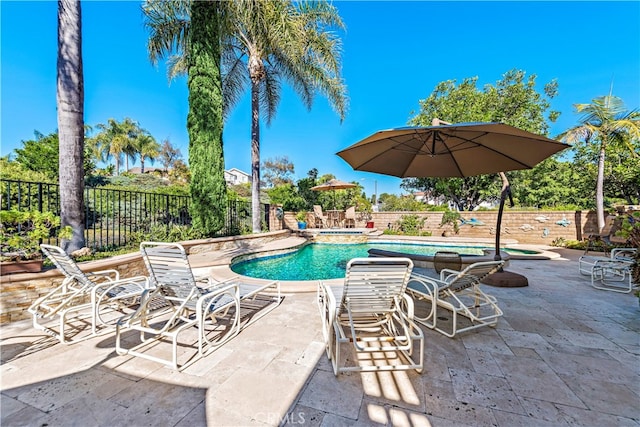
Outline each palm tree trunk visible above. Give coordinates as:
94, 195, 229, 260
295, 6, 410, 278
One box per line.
57, 0, 86, 252
596, 144, 607, 232
251, 79, 261, 233
140, 157, 145, 174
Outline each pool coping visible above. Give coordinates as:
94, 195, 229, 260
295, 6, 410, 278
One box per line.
195, 234, 562, 294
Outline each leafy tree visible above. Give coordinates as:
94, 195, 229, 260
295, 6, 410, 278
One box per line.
377, 193, 428, 212
296, 168, 319, 209
511, 157, 586, 209
559, 95, 640, 231
143, 0, 349, 233
0, 157, 52, 183
57, 0, 86, 251
13, 131, 96, 181
404, 69, 560, 210
401, 175, 499, 211
168, 159, 190, 184
604, 138, 640, 204
266, 183, 306, 211
159, 139, 182, 176
262, 156, 295, 188
13, 131, 60, 180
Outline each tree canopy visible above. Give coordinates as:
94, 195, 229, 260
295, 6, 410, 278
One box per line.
403, 69, 563, 210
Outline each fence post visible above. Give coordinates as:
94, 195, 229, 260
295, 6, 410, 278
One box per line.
37, 182, 43, 213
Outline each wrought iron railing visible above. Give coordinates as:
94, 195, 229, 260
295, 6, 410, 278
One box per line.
1, 179, 269, 251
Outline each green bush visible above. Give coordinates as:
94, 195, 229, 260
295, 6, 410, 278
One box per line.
0, 210, 72, 260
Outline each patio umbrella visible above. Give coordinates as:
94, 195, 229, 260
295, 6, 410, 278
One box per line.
311, 178, 357, 210
337, 121, 570, 287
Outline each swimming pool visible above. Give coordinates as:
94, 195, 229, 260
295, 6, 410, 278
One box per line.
231, 242, 537, 281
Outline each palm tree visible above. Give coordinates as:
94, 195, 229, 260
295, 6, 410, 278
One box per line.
94, 118, 140, 175
559, 95, 640, 231
57, 0, 86, 252
143, 0, 348, 233
135, 131, 160, 173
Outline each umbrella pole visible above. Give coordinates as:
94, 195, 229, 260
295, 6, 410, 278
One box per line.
484, 172, 529, 287
493, 172, 509, 262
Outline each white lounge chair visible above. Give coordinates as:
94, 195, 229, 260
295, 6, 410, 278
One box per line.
116, 242, 281, 370
317, 257, 424, 375
579, 248, 637, 293
29, 244, 149, 344
578, 248, 636, 276
407, 260, 504, 338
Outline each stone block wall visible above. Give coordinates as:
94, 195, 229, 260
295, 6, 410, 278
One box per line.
0, 231, 290, 324
283, 210, 603, 245
371, 210, 596, 244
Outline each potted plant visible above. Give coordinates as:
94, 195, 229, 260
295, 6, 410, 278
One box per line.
0, 210, 72, 274
439, 210, 461, 237
296, 211, 308, 230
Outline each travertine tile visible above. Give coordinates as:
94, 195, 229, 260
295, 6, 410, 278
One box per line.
1, 248, 639, 426
296, 369, 363, 420
449, 368, 525, 414
492, 353, 586, 408
422, 378, 498, 426
558, 374, 640, 419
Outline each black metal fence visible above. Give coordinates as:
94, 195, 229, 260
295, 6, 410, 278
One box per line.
1, 179, 269, 251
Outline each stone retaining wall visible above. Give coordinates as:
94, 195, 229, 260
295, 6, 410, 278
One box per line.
285, 210, 603, 245
0, 230, 290, 324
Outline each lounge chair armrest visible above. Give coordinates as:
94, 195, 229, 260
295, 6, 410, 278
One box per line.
439, 268, 461, 282
117, 287, 162, 326
408, 273, 441, 297
196, 283, 239, 318
85, 269, 120, 282
399, 293, 416, 320
93, 276, 149, 302
200, 275, 241, 290
317, 282, 337, 328
611, 248, 637, 261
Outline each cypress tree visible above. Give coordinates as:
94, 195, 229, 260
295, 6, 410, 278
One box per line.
187, 0, 227, 235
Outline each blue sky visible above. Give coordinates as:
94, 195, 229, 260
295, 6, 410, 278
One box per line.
2, 1, 639, 197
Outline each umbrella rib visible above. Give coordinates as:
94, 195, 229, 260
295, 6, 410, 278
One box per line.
436, 130, 539, 170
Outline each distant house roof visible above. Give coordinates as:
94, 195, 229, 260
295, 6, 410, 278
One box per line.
224, 168, 251, 184
127, 167, 163, 174
226, 168, 250, 178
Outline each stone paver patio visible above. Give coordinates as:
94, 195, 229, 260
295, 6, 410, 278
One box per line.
1, 247, 638, 426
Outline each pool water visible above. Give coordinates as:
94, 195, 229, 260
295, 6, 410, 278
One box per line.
231, 242, 536, 281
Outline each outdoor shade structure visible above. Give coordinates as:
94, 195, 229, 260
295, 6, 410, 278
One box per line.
311, 178, 357, 209
337, 121, 570, 287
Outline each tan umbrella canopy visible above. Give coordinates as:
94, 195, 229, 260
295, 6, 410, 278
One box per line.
337, 122, 568, 178
311, 179, 357, 210
337, 121, 570, 286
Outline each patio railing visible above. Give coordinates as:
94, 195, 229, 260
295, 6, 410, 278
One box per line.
1, 179, 269, 251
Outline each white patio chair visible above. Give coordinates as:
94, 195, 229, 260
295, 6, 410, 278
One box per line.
583, 215, 619, 255
317, 257, 424, 375
313, 205, 329, 228
407, 260, 504, 338
343, 206, 356, 228
29, 244, 149, 344
116, 242, 281, 370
